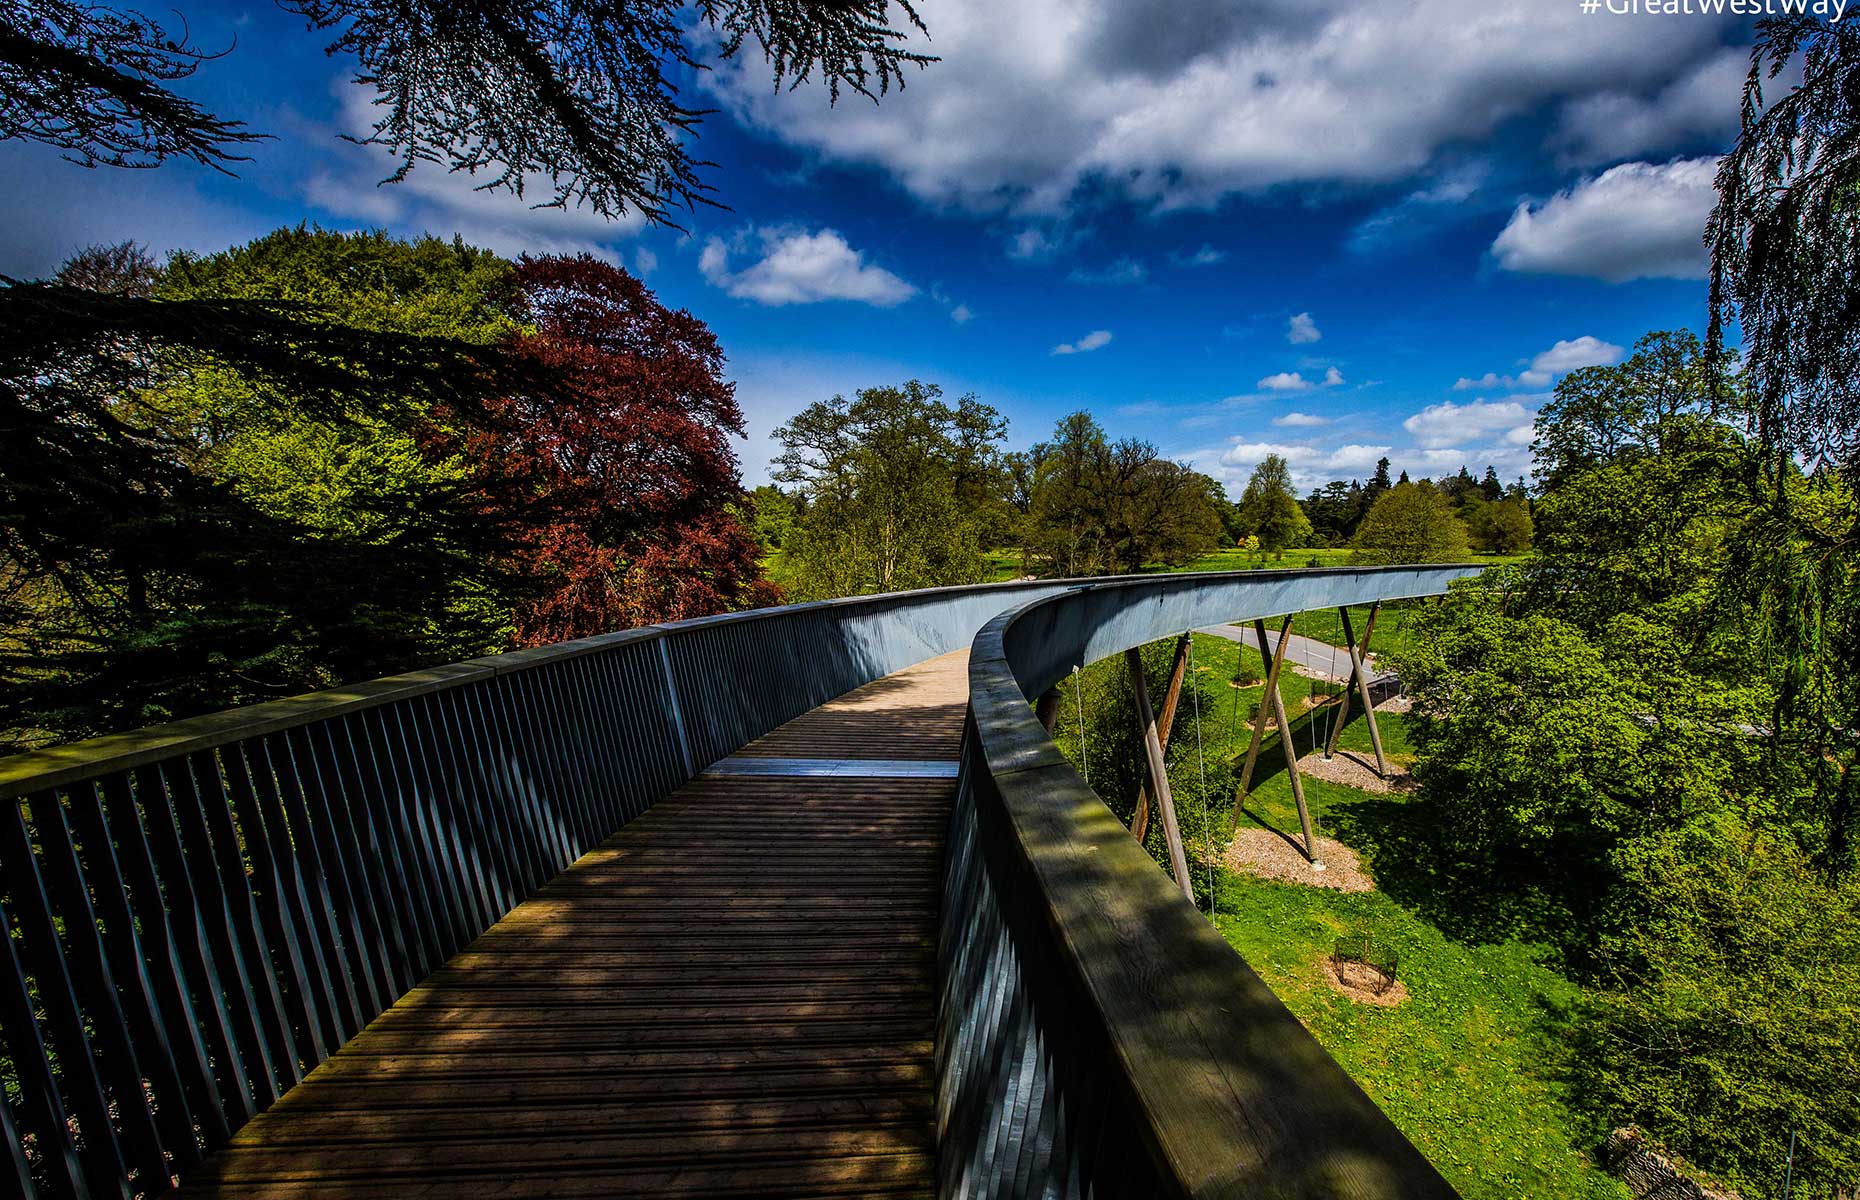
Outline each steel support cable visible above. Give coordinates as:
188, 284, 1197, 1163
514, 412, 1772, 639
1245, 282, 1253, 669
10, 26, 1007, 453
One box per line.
1187, 634, 1214, 923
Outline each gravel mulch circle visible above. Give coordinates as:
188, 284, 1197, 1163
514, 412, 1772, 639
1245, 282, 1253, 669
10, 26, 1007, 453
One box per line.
1224, 827, 1374, 892
1294, 749, 1414, 795
1325, 957, 1409, 1007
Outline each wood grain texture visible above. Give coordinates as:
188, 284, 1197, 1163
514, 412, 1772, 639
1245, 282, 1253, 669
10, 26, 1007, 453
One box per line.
174, 652, 969, 1200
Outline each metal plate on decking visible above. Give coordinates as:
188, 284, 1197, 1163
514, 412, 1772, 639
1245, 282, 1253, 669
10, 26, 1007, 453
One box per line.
705, 757, 959, 779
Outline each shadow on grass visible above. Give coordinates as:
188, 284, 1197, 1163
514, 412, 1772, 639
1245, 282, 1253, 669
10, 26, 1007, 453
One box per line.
1236, 701, 1595, 961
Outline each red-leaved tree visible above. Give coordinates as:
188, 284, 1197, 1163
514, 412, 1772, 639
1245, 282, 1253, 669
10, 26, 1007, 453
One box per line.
490, 254, 777, 645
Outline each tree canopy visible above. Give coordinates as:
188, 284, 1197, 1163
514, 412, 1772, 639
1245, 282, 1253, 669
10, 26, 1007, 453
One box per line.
0, 228, 768, 749
772, 380, 1006, 598
1350, 481, 1470, 565
1016, 411, 1225, 576
1234, 454, 1312, 557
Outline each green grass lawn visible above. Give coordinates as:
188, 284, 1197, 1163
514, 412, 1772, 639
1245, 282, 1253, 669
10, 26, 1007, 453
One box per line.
1159, 546, 1531, 575
1212, 874, 1626, 1200
1062, 632, 1625, 1200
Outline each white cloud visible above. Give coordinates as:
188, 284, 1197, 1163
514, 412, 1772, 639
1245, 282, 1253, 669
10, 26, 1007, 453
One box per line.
1174, 244, 1228, 267
950, 303, 975, 324
1205, 438, 1394, 491
1403, 399, 1535, 449
302, 86, 644, 259
1258, 371, 1313, 391
1053, 329, 1114, 355
1069, 257, 1147, 285
1008, 228, 1061, 260
1349, 164, 1489, 253
1274, 411, 1329, 427
1454, 335, 1623, 392
1552, 48, 1753, 165
1530, 335, 1623, 374
1491, 157, 1717, 282
1287, 311, 1321, 344
1321, 366, 1345, 387
634, 247, 658, 275
705, 0, 1733, 214
700, 227, 916, 306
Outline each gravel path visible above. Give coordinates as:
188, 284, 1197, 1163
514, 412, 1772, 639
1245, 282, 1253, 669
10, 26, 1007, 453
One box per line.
1224, 827, 1374, 892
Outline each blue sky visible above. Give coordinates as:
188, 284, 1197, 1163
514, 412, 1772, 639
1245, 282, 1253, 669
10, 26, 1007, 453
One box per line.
1, 0, 1777, 493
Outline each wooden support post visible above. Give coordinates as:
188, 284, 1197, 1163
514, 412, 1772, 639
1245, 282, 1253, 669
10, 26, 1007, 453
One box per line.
1132, 634, 1190, 843
1236, 617, 1294, 800
1324, 602, 1380, 759
1035, 686, 1062, 733
1126, 647, 1195, 900
1336, 606, 1390, 777
1236, 617, 1321, 867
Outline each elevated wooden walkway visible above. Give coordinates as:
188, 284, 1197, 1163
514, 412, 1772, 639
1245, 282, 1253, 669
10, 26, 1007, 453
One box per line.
176, 651, 970, 1198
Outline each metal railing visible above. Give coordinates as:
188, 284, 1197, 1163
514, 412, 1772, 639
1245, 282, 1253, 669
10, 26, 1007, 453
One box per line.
1, 565, 1478, 1199
0, 579, 1073, 1199
940, 565, 1478, 1198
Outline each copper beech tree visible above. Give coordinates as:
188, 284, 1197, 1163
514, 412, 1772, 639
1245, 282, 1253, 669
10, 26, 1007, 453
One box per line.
491, 254, 776, 645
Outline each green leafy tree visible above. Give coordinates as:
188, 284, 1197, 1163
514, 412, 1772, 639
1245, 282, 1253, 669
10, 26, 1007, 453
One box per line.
1582, 813, 1860, 1197
772, 380, 1005, 598
1467, 496, 1533, 554
153, 227, 525, 637
1351, 481, 1470, 565
1234, 453, 1312, 558
747, 484, 797, 552
1387, 581, 1767, 949
0, 267, 547, 747
1709, 21, 1860, 882
1019, 411, 1225, 576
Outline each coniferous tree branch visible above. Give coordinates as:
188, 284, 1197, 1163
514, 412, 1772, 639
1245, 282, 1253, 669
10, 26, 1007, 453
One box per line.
0, 0, 263, 169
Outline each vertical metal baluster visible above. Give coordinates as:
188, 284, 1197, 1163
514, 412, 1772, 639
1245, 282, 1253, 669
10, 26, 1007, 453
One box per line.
221, 741, 330, 1067
327, 718, 415, 995
1, 1079, 37, 1200
395, 699, 478, 949
0, 898, 87, 1199
346, 711, 436, 981
185, 751, 300, 1093
462, 683, 543, 897
0, 795, 132, 1198
31, 789, 173, 1188
426, 690, 508, 925
595, 651, 647, 829
287, 725, 389, 1022
481, 681, 553, 892
532, 666, 597, 857
451, 684, 532, 905
146, 759, 277, 1101
382, 704, 466, 959
357, 706, 445, 971
249, 736, 350, 1052
499, 670, 570, 870
597, 648, 658, 821
64, 779, 205, 1165
113, 767, 251, 1129
502, 672, 571, 873
580, 653, 631, 834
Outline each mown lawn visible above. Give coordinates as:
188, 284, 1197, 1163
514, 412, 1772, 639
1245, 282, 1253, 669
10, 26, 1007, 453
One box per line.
1159, 546, 1531, 575
1212, 873, 1626, 1200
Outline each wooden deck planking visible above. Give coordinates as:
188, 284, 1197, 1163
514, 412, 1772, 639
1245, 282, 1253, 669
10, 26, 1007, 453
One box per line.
175, 651, 969, 1199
